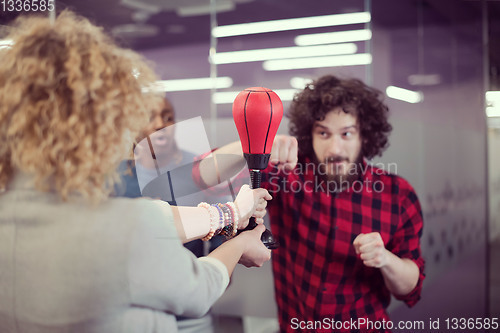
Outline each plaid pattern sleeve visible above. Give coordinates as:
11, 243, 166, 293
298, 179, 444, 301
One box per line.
191, 149, 216, 192
191, 149, 253, 200
387, 177, 425, 307
260, 163, 282, 192
191, 147, 282, 194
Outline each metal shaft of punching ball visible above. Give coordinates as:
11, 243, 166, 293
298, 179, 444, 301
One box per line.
245, 169, 261, 230
250, 169, 261, 189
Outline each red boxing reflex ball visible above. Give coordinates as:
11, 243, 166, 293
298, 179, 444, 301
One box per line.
232, 87, 283, 156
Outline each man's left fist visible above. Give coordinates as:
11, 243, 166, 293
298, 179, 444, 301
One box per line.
353, 232, 388, 268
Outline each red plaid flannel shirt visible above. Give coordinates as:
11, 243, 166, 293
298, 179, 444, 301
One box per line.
192, 154, 425, 333
261, 159, 425, 333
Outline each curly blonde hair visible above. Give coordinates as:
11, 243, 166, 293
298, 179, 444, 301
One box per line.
0, 11, 161, 203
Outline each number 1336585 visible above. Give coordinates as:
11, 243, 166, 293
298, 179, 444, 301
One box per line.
445, 317, 498, 330
2, 0, 55, 12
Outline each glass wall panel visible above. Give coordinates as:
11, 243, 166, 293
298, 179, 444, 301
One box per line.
371, 0, 488, 324
0, 0, 492, 330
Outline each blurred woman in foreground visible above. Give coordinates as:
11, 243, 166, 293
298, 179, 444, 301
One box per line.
0, 11, 271, 333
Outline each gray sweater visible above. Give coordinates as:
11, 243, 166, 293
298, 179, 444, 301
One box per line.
0, 172, 228, 333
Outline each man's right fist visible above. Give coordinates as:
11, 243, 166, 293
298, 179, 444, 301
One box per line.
269, 135, 298, 172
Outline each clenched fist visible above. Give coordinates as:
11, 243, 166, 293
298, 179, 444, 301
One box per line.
270, 135, 298, 172
353, 232, 389, 268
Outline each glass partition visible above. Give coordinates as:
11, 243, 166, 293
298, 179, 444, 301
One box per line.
208, 0, 489, 329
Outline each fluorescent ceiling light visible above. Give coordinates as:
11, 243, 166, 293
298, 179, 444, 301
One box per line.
295, 29, 372, 46
154, 77, 233, 92
486, 91, 500, 117
263, 53, 372, 71
212, 12, 371, 38
213, 89, 298, 104
290, 77, 313, 89
386, 86, 423, 104
177, 2, 234, 17
212, 43, 357, 64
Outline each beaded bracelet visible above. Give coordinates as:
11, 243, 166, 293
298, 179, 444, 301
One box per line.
217, 204, 228, 229
198, 202, 218, 241
212, 203, 226, 235
226, 202, 239, 237
218, 203, 234, 238
200, 201, 243, 240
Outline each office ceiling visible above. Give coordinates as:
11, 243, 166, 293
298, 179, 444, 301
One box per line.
1, 0, 499, 89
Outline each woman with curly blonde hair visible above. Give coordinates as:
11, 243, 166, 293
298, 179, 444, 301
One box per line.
0, 11, 271, 333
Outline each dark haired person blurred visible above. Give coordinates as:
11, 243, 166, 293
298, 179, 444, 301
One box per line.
197, 75, 425, 332
116, 96, 226, 333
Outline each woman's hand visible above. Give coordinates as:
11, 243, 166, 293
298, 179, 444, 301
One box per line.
236, 224, 272, 267
207, 224, 271, 275
234, 184, 272, 229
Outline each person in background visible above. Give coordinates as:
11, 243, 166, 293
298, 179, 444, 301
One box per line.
0, 11, 271, 333
117, 96, 183, 198
197, 75, 425, 332
116, 96, 226, 333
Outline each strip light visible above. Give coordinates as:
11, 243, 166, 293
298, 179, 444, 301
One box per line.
290, 77, 313, 89
295, 29, 372, 46
263, 53, 372, 71
386, 86, 423, 104
213, 89, 298, 104
212, 43, 357, 64
486, 91, 500, 117
212, 12, 371, 38
153, 77, 233, 92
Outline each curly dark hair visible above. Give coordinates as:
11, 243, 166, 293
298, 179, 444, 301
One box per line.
288, 75, 392, 161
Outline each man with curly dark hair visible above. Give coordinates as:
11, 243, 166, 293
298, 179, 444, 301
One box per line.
197, 74, 425, 332
289, 75, 392, 166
